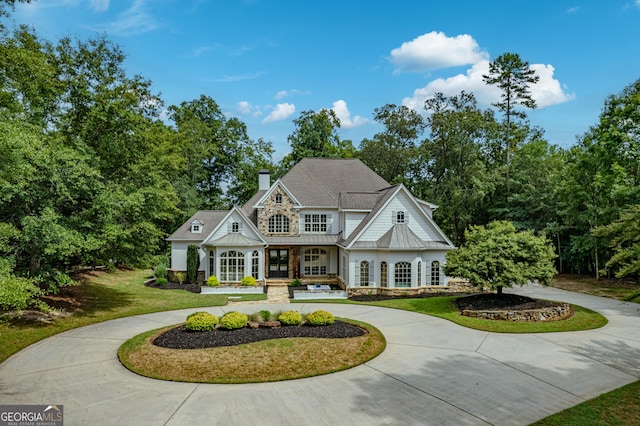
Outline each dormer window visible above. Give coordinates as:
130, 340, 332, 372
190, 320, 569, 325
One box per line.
191, 220, 203, 233
275, 193, 282, 204
231, 222, 239, 233
396, 211, 405, 224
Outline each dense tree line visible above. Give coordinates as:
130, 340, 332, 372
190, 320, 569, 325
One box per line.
0, 3, 638, 309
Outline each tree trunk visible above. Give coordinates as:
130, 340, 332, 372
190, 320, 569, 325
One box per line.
497, 286, 503, 295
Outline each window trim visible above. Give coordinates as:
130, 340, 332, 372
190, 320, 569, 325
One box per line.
304, 213, 328, 233
268, 214, 290, 233
303, 248, 327, 276
394, 261, 411, 288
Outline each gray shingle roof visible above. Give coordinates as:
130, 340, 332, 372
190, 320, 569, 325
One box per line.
281, 158, 390, 207
167, 211, 228, 241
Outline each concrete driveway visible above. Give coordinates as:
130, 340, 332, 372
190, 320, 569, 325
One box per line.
1, 284, 639, 425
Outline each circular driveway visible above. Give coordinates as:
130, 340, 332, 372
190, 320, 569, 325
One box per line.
1, 284, 639, 426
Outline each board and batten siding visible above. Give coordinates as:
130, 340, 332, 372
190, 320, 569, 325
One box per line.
207, 212, 262, 242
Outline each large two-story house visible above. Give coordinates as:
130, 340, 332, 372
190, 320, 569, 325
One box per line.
168, 158, 456, 295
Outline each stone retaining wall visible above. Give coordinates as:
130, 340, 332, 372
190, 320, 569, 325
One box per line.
461, 303, 573, 322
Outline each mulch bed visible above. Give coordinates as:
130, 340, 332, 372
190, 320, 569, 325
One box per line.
350, 291, 472, 302
455, 293, 560, 311
153, 320, 366, 349
145, 281, 201, 293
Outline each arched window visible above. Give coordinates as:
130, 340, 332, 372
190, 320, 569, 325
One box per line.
220, 250, 245, 282
268, 214, 289, 233
380, 262, 388, 288
359, 261, 370, 287
417, 261, 422, 286
303, 248, 327, 275
431, 261, 440, 286
251, 250, 260, 279
395, 262, 411, 288
209, 250, 215, 277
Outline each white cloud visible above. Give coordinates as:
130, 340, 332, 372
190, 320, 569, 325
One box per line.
331, 100, 367, 129
402, 60, 574, 111
263, 103, 295, 123
566, 6, 579, 13
237, 101, 262, 118
212, 71, 265, 82
389, 31, 488, 73
90, 0, 110, 12
91, 0, 158, 36
274, 89, 309, 100
275, 90, 289, 100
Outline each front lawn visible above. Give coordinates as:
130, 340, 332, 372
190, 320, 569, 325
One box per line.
0, 269, 231, 363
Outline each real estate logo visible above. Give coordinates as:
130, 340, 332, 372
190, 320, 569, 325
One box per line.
0, 405, 63, 426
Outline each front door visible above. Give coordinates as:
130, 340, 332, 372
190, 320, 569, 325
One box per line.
268, 249, 289, 278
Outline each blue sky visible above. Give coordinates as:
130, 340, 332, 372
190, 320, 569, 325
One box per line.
9, 0, 640, 160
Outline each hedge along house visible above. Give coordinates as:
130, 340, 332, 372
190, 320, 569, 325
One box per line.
167, 158, 457, 296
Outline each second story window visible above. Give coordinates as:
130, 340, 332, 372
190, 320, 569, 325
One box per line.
231, 222, 239, 233
304, 214, 327, 232
396, 211, 405, 224
275, 193, 282, 204
268, 214, 289, 233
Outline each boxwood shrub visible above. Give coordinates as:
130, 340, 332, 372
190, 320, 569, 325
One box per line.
220, 311, 248, 330
306, 310, 335, 326
278, 310, 302, 325
185, 311, 219, 331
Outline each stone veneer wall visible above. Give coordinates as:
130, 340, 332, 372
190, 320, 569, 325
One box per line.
167, 269, 205, 284
347, 278, 475, 298
257, 188, 299, 236
461, 303, 572, 322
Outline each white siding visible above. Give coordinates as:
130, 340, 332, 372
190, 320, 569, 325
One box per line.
299, 209, 338, 234
170, 242, 206, 272
359, 191, 441, 243
170, 242, 189, 270
206, 211, 261, 242
344, 212, 367, 238
346, 250, 449, 287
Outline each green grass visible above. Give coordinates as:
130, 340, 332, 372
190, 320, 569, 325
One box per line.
532, 380, 640, 425
296, 296, 607, 333
0, 269, 231, 363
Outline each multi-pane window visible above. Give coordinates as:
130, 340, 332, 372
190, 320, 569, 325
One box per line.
395, 262, 411, 288
396, 211, 405, 224
303, 248, 327, 275
380, 262, 388, 287
431, 261, 440, 286
359, 261, 370, 286
275, 193, 282, 204
304, 214, 327, 233
219, 250, 244, 282
417, 261, 422, 286
268, 214, 289, 233
251, 251, 260, 279
231, 222, 239, 233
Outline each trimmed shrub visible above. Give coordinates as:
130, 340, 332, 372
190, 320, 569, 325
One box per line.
155, 277, 168, 286
176, 272, 186, 285
306, 310, 335, 326
185, 311, 219, 331
278, 310, 302, 325
259, 309, 271, 321
289, 278, 302, 287
240, 276, 257, 286
186, 244, 200, 284
206, 275, 220, 287
220, 311, 248, 330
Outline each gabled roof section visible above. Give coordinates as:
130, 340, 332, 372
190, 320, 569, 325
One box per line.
242, 189, 266, 218
281, 158, 390, 207
253, 179, 301, 208
376, 224, 426, 248
167, 211, 228, 241
210, 233, 264, 247
340, 184, 455, 249
339, 191, 386, 211
202, 206, 266, 246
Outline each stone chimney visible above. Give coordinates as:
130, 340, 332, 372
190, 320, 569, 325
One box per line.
258, 169, 270, 191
